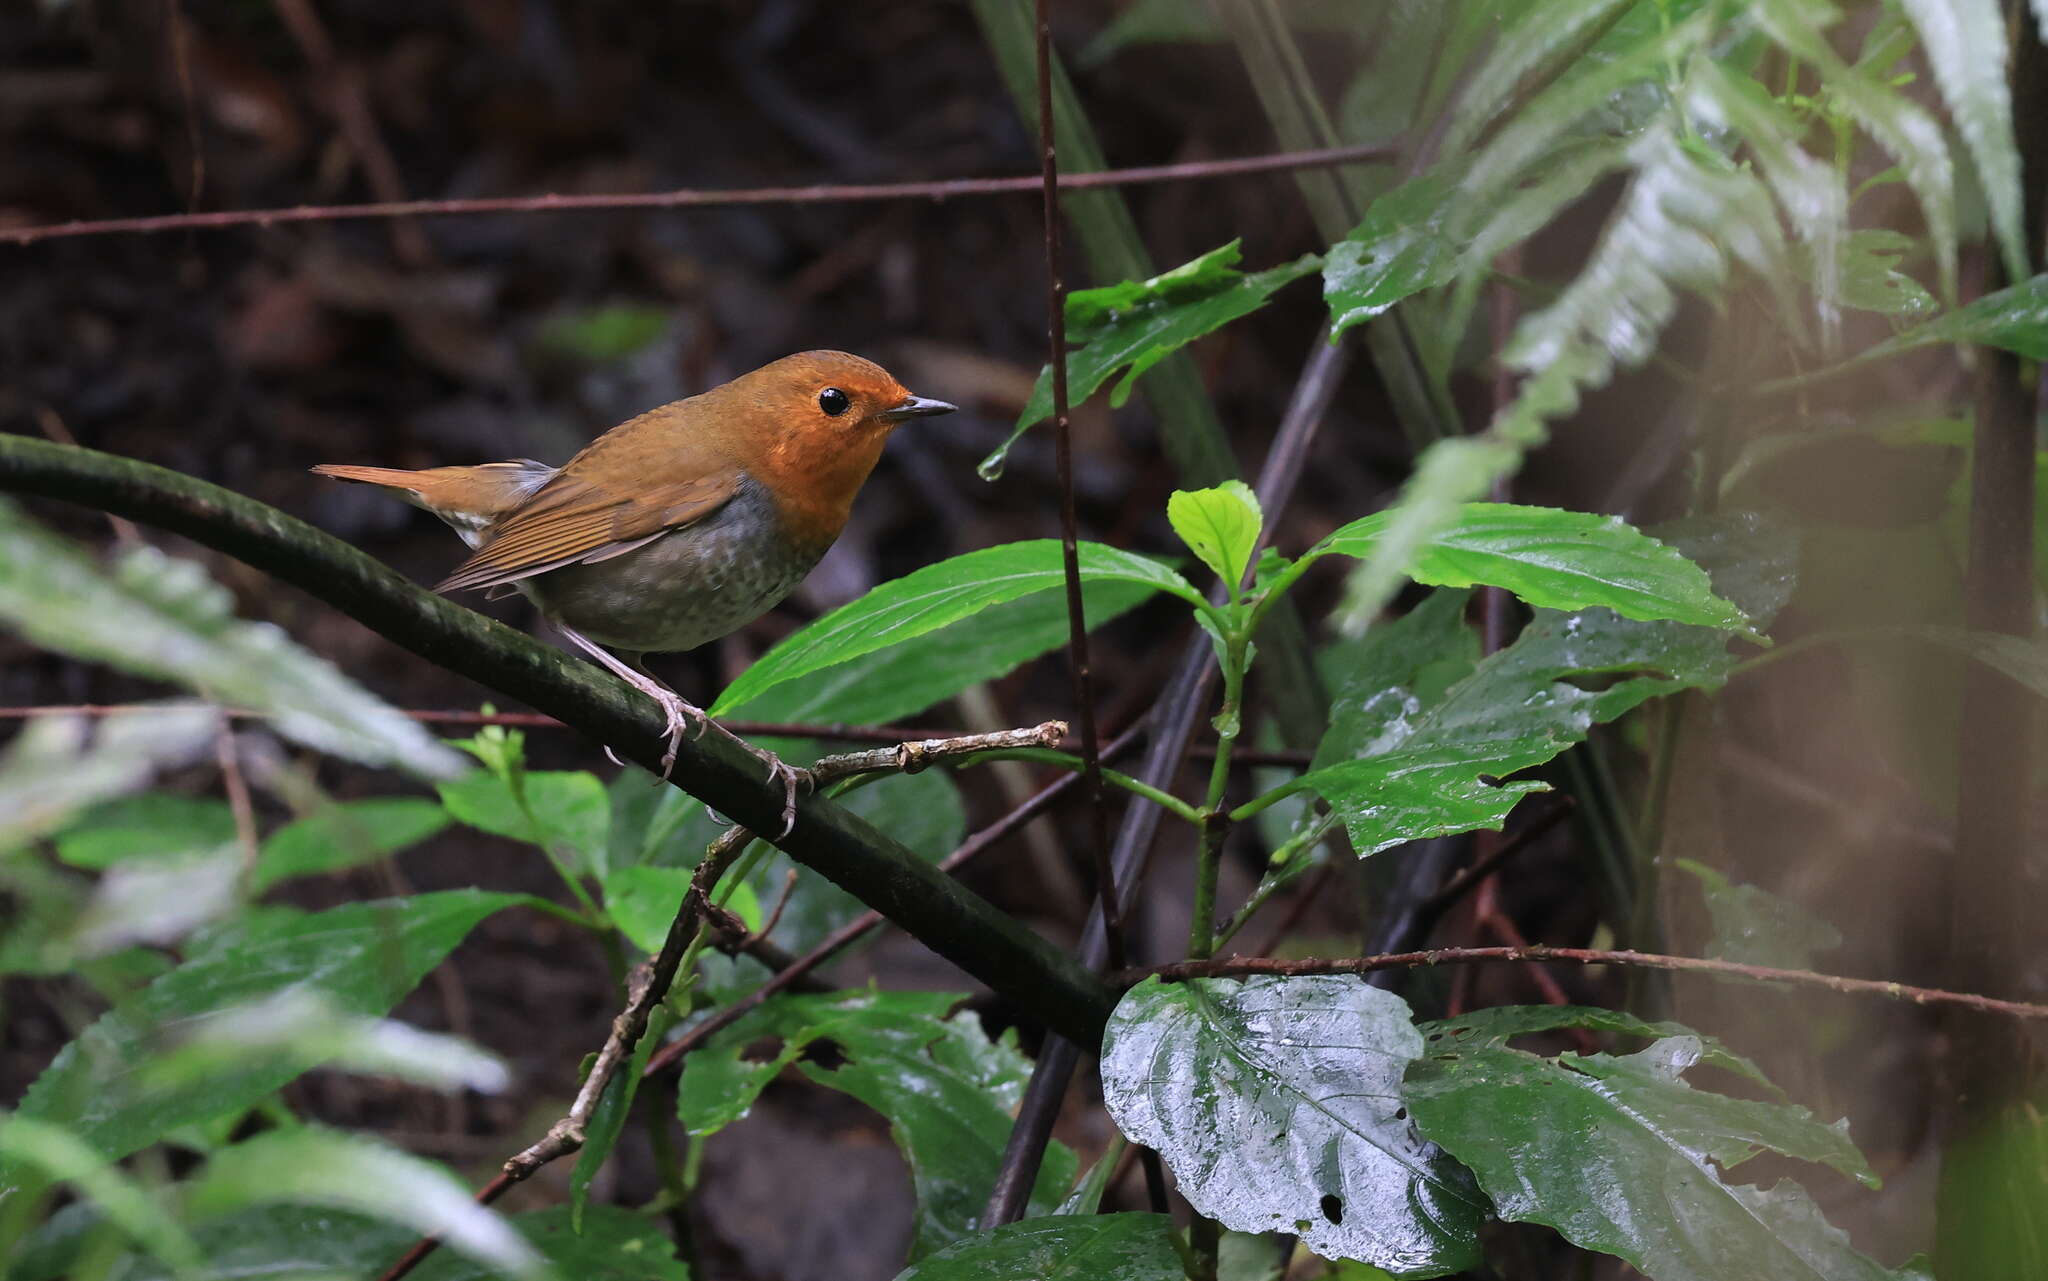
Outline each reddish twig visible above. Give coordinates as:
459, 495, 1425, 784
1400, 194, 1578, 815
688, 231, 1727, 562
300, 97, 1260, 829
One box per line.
1, 143, 1396, 246
1130, 948, 2048, 1021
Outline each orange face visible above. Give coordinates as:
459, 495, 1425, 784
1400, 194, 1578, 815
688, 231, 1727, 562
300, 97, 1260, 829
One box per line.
735, 350, 956, 542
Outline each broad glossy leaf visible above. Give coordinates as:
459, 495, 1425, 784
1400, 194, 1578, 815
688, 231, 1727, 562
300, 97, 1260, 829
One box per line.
1298, 604, 1736, 855
1324, 170, 1463, 338
108, 1204, 687, 1281
186, 1129, 543, 1279
681, 989, 1075, 1258
1168, 481, 1262, 592
255, 798, 449, 891
439, 770, 608, 876
1405, 1038, 1904, 1281
1101, 976, 1485, 1277
0, 501, 462, 778
0, 707, 217, 853
145, 988, 509, 1095
725, 577, 1158, 727
712, 540, 1195, 716
4, 890, 524, 1180
1311, 503, 1753, 636
895, 1213, 1185, 1281
53, 792, 235, 869
1855, 272, 2048, 366
1677, 860, 1845, 970
985, 244, 1320, 474
1897, 0, 2026, 283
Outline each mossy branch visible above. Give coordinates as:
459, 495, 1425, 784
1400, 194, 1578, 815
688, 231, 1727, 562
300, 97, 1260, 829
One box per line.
0, 433, 1118, 1044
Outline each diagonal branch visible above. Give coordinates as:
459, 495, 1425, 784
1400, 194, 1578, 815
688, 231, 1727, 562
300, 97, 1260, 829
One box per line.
0, 434, 1119, 1046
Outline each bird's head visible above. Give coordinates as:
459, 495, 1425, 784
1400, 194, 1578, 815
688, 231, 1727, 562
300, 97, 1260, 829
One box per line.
726, 349, 956, 539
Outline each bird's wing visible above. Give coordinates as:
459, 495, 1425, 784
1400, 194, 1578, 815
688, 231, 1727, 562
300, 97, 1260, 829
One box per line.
434, 468, 741, 593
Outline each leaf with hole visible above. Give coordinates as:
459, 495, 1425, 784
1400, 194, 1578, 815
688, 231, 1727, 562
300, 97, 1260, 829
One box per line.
1101, 976, 1485, 1277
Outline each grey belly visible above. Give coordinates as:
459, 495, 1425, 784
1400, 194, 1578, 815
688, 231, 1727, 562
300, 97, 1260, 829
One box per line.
521, 509, 821, 655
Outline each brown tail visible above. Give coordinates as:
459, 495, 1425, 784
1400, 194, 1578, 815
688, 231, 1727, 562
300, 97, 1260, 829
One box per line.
311, 463, 434, 491
312, 459, 555, 524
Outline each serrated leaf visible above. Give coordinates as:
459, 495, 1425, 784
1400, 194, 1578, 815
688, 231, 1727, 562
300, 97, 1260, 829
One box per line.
1404, 1038, 1909, 1281
894, 1213, 1185, 1280
1311, 503, 1754, 636
254, 798, 449, 891
1897, 0, 2026, 284
1168, 482, 1263, 591
1297, 604, 1736, 855
186, 1129, 544, 1279
1101, 976, 1485, 1277
0, 500, 462, 778
984, 244, 1320, 474
1809, 230, 1937, 319
1438, 0, 1641, 160
3, 890, 525, 1185
0, 707, 218, 854
711, 540, 1196, 717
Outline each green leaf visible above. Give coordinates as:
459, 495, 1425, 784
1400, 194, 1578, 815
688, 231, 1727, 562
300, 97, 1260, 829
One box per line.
1854, 272, 2048, 367
1324, 169, 1465, 338
725, 578, 1158, 727
439, 770, 609, 875
1405, 1038, 1907, 1281
1167, 482, 1263, 593
186, 1129, 545, 1279
984, 244, 1321, 475
1100, 976, 1485, 1277
680, 989, 1076, 1258
1415, 1004, 1778, 1092
602, 864, 692, 953
1936, 1101, 2048, 1281
1677, 860, 1845, 970
1809, 230, 1937, 319
0, 706, 218, 853
711, 540, 1196, 717
895, 1213, 1186, 1280
569, 1006, 668, 1232
0, 1113, 203, 1278
1311, 503, 1754, 636
68, 846, 242, 958
1437, 0, 1640, 160
143, 988, 509, 1095
107, 1204, 687, 1281
1294, 604, 1736, 855
1896, 0, 2027, 284
0, 500, 463, 778
254, 798, 449, 891
4, 890, 524, 1182
52, 792, 236, 869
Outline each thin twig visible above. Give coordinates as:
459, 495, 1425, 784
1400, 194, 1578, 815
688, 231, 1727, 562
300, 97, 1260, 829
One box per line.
1032, 0, 1122, 975
0, 143, 1396, 246
1129, 948, 2048, 1021
214, 718, 260, 875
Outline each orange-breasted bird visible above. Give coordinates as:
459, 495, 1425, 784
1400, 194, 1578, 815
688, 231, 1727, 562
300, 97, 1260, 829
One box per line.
315, 350, 955, 829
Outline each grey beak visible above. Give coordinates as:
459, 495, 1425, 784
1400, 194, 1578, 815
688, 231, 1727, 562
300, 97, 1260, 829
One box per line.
879, 394, 958, 423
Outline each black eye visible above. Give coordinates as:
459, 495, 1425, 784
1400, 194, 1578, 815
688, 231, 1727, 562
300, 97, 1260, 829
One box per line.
818, 387, 851, 417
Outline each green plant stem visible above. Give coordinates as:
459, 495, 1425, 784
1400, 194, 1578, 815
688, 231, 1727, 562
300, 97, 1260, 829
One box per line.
0, 434, 1121, 1047
965, 749, 1203, 823
1186, 638, 1248, 962
1212, 810, 1340, 950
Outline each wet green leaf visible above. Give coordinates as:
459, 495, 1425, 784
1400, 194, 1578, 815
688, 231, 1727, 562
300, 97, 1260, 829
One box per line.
711, 540, 1196, 717
1405, 1038, 1908, 1281
3, 890, 525, 1183
602, 864, 692, 953
52, 792, 236, 869
1310, 503, 1754, 637
255, 798, 449, 891
1101, 976, 1485, 1277
1415, 1004, 1778, 1092
986, 244, 1320, 474
1809, 231, 1936, 319
0, 1114, 203, 1278
0, 707, 218, 854
0, 500, 462, 778
895, 1213, 1185, 1280
1855, 271, 2048, 366
1168, 482, 1262, 593
1324, 170, 1464, 339
1896, 0, 2025, 284
1936, 1100, 2048, 1281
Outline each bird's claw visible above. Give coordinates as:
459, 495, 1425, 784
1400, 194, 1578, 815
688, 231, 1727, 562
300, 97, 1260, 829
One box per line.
757, 753, 811, 840
644, 686, 707, 784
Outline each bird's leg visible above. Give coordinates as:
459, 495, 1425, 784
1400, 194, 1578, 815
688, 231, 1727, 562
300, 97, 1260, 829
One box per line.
557, 627, 701, 777
558, 626, 809, 835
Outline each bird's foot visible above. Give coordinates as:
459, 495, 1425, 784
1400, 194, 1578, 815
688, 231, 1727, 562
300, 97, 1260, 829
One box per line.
642, 685, 708, 781
755, 751, 813, 840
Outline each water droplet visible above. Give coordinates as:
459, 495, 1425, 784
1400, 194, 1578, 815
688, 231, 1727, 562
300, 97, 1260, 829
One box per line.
976, 452, 1007, 482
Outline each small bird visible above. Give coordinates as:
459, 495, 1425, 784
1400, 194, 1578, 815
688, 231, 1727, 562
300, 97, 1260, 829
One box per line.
315, 350, 955, 830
